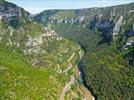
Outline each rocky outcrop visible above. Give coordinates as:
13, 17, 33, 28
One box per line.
23, 27, 56, 55
113, 16, 123, 38
48, 16, 86, 24
0, 0, 31, 28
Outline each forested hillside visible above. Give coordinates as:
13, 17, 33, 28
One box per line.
0, 0, 134, 99
35, 2, 134, 100
0, 1, 86, 99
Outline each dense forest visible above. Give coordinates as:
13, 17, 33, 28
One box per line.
51, 23, 134, 100
36, 3, 134, 99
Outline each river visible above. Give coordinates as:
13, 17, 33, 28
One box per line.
75, 51, 95, 100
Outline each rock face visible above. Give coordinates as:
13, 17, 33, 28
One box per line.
34, 3, 134, 43
48, 16, 85, 24
0, 0, 31, 28
23, 27, 56, 55
113, 16, 123, 39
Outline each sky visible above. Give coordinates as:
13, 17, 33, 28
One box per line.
7, 0, 134, 14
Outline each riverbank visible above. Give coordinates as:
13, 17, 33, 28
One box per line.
75, 66, 95, 100
76, 51, 95, 100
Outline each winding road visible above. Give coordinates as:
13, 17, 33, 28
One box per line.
63, 53, 75, 74
60, 51, 95, 100
60, 76, 75, 100
60, 53, 75, 100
